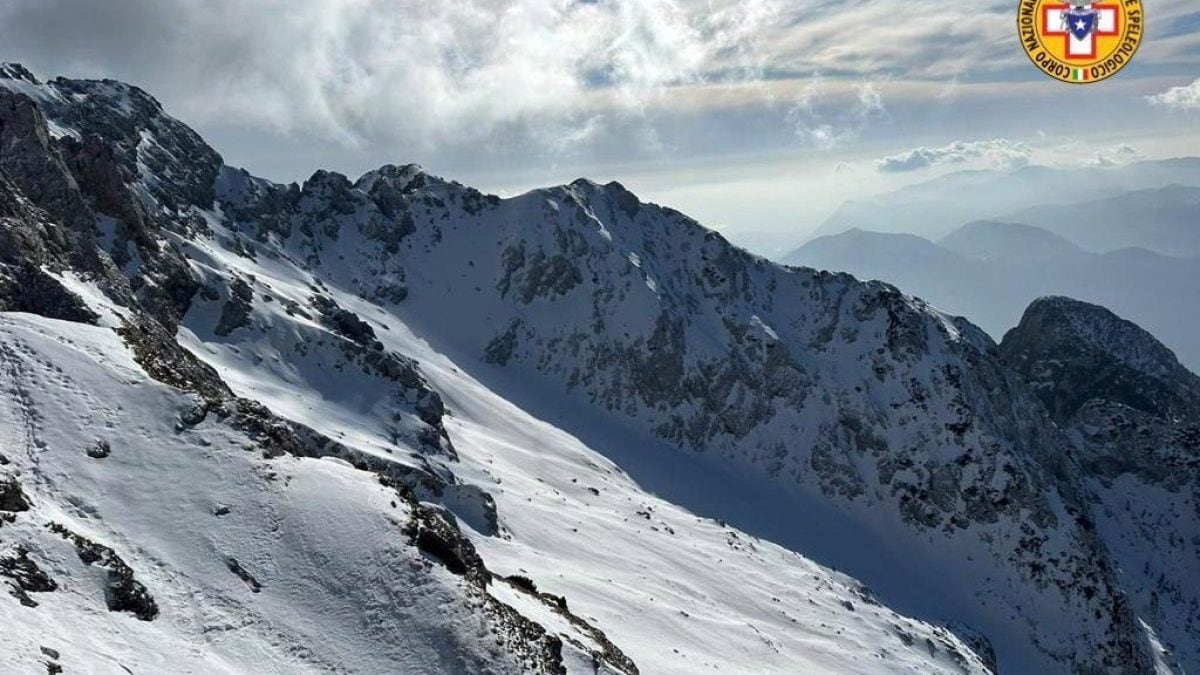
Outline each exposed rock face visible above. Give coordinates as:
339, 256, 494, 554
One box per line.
1001, 297, 1200, 670
214, 277, 254, 336
1000, 296, 1200, 422
0, 547, 58, 608
48, 523, 159, 621
0, 478, 31, 513
0, 64, 211, 328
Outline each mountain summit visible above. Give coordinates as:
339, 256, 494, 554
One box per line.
1001, 296, 1200, 421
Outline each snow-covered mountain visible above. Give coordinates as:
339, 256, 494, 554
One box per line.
0, 63, 1195, 674
999, 297, 1200, 671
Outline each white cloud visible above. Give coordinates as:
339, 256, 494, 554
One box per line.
0, 0, 783, 151
1147, 78, 1200, 111
4, 0, 1197, 172
787, 76, 888, 149
1087, 143, 1141, 167
876, 139, 1031, 173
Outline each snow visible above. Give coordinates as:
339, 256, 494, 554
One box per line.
0, 207, 994, 672
45, 269, 130, 328
0, 314, 545, 674
154, 217, 993, 673
0, 286, 988, 674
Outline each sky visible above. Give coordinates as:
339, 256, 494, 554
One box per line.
2, 0, 1199, 256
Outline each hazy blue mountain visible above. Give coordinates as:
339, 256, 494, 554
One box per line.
810, 159, 1200, 243
939, 220, 1085, 261
1001, 184, 1200, 257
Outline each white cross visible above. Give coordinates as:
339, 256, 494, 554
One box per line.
1043, 4, 1119, 59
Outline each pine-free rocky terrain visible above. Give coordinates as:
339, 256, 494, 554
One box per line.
0, 63, 1195, 674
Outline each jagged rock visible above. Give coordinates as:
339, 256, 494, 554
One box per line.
0, 65, 215, 329
1, 547, 58, 607
118, 315, 232, 401
405, 502, 488, 583
0, 262, 100, 324
0, 479, 30, 512
498, 575, 641, 675
214, 277, 254, 336
48, 523, 158, 621
394, 483, 634, 675
0, 87, 93, 233
310, 294, 382, 349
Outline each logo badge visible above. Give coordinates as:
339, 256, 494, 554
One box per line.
1018, 1, 1143, 84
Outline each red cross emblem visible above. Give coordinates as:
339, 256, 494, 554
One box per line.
1041, 4, 1120, 59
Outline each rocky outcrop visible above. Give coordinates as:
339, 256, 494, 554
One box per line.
1000, 296, 1200, 422
48, 523, 158, 621
0, 547, 58, 608
397, 484, 637, 675
214, 277, 254, 336
1001, 296, 1200, 670
0, 478, 30, 513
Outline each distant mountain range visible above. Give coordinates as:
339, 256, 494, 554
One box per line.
785, 222, 1200, 371
811, 161, 1200, 248
1005, 184, 1200, 257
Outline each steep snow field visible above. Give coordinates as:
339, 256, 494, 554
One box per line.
0, 314, 547, 674
0, 282, 990, 674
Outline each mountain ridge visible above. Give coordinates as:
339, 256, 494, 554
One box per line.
785, 226, 1200, 371
803, 160, 1200, 246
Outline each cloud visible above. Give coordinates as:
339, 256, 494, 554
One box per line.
1087, 143, 1141, 167
876, 139, 1031, 173
787, 76, 888, 149
1146, 78, 1200, 111
0, 0, 785, 152
4, 0, 1197, 180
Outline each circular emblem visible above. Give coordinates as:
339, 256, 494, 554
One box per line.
1018, 0, 1143, 84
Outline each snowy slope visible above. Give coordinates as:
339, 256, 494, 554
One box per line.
167, 205, 991, 675
1, 62, 1195, 675
0, 313, 592, 674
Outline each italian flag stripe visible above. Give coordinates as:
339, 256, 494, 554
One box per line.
1073, 68, 1088, 82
